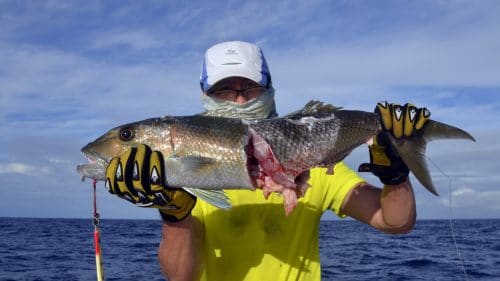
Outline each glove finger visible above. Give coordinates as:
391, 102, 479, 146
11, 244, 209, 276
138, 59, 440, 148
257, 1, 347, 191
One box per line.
104, 153, 138, 203
415, 107, 431, 130
118, 147, 141, 203
105, 157, 122, 194
391, 104, 404, 138
149, 150, 165, 193
375, 101, 392, 131
403, 103, 418, 137
145, 151, 169, 207
131, 144, 151, 196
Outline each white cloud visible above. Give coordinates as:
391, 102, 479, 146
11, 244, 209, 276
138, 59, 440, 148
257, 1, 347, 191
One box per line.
0, 163, 51, 175
0, 42, 203, 139
440, 186, 500, 211
48, 158, 72, 164
451, 187, 475, 197
270, 31, 500, 92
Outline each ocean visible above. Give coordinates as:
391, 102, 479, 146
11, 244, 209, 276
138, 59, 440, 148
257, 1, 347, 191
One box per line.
0, 218, 498, 281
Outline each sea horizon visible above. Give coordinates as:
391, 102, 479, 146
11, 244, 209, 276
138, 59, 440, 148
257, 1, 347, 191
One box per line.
2, 216, 499, 221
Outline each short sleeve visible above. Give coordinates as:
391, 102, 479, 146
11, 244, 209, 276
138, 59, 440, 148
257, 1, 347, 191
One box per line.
309, 163, 366, 218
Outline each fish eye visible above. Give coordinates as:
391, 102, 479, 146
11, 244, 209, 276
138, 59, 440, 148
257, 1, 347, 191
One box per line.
119, 127, 135, 141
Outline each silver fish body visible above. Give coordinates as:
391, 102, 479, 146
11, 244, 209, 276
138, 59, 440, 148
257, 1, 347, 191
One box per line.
79, 116, 255, 187
79, 108, 379, 188
78, 101, 475, 212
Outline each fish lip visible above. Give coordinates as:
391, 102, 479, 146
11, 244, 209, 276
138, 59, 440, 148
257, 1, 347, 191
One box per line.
77, 151, 108, 181
80, 150, 108, 166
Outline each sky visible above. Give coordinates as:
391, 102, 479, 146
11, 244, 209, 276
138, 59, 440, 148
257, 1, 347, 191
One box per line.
0, 0, 499, 220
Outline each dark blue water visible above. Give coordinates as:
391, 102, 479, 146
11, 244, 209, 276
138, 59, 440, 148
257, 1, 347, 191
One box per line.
0, 218, 498, 281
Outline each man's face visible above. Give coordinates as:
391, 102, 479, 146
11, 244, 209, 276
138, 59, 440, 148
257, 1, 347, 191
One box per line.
207, 77, 266, 104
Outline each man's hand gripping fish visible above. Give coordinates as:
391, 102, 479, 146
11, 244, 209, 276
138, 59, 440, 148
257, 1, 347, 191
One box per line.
77, 101, 475, 215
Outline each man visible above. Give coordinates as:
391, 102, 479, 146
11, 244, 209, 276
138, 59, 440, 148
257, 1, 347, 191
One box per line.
105, 41, 428, 281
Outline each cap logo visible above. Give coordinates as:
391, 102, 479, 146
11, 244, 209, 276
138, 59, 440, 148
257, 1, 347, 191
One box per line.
225, 49, 238, 55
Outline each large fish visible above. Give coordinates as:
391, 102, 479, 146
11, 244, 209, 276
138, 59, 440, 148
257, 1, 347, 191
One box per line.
77, 101, 475, 214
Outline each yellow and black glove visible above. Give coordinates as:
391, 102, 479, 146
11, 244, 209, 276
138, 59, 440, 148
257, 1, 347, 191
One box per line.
358, 101, 431, 185
105, 144, 196, 222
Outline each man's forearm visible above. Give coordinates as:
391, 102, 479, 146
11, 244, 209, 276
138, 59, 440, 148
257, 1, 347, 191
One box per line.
341, 180, 416, 234
379, 180, 416, 233
158, 215, 203, 281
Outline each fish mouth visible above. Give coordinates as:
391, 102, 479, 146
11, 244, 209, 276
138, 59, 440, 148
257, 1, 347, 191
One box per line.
77, 151, 108, 182
81, 149, 110, 165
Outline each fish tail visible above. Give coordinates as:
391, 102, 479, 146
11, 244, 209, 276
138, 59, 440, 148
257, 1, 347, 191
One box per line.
390, 120, 476, 196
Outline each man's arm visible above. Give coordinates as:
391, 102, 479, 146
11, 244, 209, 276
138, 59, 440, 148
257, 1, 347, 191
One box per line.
158, 214, 204, 281
342, 102, 430, 234
341, 180, 416, 234
103, 144, 202, 280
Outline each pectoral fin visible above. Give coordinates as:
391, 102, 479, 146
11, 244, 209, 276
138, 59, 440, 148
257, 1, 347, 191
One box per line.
183, 187, 231, 209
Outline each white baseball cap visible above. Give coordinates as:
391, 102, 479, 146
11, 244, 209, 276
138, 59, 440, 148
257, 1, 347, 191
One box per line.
200, 41, 271, 92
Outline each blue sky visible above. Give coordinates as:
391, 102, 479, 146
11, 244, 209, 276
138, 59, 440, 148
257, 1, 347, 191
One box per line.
1, 1, 499, 220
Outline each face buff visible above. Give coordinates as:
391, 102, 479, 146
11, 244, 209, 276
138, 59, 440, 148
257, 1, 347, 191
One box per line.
201, 88, 278, 120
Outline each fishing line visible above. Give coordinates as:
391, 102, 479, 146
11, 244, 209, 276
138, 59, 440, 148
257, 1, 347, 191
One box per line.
426, 156, 469, 281
92, 180, 105, 281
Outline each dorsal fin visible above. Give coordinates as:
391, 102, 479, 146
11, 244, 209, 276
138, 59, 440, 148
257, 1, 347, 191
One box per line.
284, 100, 341, 119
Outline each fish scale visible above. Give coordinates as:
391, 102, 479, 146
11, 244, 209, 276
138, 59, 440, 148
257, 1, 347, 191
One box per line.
250, 110, 380, 175
162, 116, 254, 190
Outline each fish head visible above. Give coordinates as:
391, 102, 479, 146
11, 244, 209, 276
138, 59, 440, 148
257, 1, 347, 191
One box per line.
78, 117, 169, 181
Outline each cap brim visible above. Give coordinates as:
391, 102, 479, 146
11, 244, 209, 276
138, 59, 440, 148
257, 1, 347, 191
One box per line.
208, 66, 265, 89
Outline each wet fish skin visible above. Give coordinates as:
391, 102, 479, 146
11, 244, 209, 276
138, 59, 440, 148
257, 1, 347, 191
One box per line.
78, 115, 257, 209
77, 101, 475, 213
78, 109, 379, 192
79, 116, 255, 189
251, 109, 381, 178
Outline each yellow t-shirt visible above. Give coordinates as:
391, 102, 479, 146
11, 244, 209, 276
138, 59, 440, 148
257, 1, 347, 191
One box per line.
191, 162, 365, 281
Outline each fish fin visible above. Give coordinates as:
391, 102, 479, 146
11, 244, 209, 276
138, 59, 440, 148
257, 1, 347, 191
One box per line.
422, 120, 476, 142
285, 100, 341, 119
390, 120, 476, 196
391, 136, 437, 195
183, 187, 232, 209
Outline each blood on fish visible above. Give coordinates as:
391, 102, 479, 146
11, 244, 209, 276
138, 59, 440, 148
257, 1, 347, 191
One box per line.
247, 128, 306, 215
